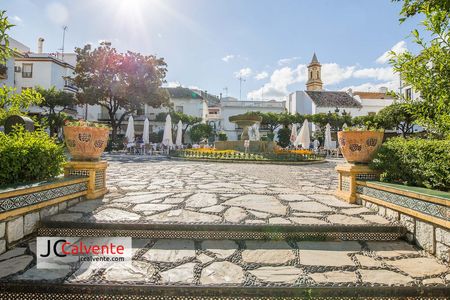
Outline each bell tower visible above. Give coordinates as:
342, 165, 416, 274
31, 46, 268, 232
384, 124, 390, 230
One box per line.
306, 53, 323, 91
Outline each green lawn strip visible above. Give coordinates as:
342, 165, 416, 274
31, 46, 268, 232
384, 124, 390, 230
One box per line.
371, 181, 450, 200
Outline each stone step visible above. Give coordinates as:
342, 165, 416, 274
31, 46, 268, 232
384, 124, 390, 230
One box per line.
1, 283, 448, 299
0, 238, 449, 299
38, 220, 407, 241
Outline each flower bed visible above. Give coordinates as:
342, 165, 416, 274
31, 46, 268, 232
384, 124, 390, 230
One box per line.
172, 148, 324, 162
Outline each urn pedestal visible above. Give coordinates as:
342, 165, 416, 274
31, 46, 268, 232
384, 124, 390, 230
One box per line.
64, 161, 108, 199
335, 163, 380, 204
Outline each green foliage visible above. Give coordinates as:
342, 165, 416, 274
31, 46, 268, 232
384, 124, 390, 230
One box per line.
390, 0, 450, 137
189, 123, 213, 143
0, 128, 66, 186
352, 115, 379, 129
371, 137, 450, 191
149, 131, 162, 143
277, 127, 291, 148
394, 0, 450, 20
35, 86, 76, 135
217, 132, 228, 141
156, 111, 202, 143
74, 43, 169, 140
0, 86, 43, 125
0, 10, 14, 63
376, 102, 417, 136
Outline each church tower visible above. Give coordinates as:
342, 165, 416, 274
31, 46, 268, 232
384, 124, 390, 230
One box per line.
306, 53, 323, 91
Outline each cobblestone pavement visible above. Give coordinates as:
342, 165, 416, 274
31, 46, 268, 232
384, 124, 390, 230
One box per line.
44, 159, 391, 226
0, 158, 448, 288
0, 238, 448, 286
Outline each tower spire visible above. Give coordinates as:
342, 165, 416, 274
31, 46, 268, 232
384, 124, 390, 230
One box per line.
311, 52, 319, 64
306, 53, 323, 91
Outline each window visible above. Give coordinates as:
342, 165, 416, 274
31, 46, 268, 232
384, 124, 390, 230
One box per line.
136, 106, 145, 116
310, 70, 313, 79
175, 106, 183, 113
405, 88, 412, 100
22, 63, 33, 78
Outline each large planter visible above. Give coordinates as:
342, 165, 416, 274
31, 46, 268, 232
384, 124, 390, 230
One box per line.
63, 126, 109, 161
337, 131, 384, 164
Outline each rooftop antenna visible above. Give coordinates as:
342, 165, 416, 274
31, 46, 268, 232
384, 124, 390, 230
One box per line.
238, 76, 246, 101
59, 25, 68, 61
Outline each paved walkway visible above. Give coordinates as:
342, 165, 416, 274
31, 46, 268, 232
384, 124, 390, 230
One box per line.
45, 160, 390, 226
0, 158, 448, 291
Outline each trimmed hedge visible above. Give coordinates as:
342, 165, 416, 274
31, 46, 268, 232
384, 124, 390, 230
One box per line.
0, 129, 66, 186
370, 137, 450, 191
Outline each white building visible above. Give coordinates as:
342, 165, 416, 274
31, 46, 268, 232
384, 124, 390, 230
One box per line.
1, 37, 79, 118
209, 97, 286, 140
0, 38, 30, 87
287, 54, 395, 119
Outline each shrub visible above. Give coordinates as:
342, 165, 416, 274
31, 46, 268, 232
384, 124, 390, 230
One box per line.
0, 128, 66, 186
218, 132, 228, 141
189, 124, 213, 143
277, 127, 290, 147
370, 137, 450, 191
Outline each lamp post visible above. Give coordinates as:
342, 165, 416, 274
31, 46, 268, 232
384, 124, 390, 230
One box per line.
238, 76, 246, 101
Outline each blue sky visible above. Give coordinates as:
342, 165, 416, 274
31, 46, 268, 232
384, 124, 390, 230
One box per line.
4, 0, 420, 100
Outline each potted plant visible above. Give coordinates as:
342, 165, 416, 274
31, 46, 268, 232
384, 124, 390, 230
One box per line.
337, 127, 384, 164
63, 120, 109, 161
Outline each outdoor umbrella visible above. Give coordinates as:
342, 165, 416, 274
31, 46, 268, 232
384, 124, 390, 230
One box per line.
162, 114, 173, 148
324, 123, 333, 150
143, 117, 150, 144
290, 124, 298, 145
125, 115, 135, 143
296, 119, 310, 149
175, 120, 183, 147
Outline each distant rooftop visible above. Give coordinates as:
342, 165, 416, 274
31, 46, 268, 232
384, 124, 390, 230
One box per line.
353, 91, 393, 100
166, 87, 203, 99
305, 91, 362, 108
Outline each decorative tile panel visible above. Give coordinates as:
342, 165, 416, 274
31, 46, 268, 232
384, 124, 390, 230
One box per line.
0, 182, 87, 213
357, 185, 449, 222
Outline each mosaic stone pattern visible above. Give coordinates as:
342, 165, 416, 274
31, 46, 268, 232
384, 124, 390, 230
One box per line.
0, 182, 88, 213
356, 185, 449, 221
0, 238, 448, 288
38, 160, 397, 227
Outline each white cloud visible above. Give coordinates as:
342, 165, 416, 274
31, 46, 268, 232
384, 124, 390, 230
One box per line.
12, 15, 22, 24
157, 33, 163, 38
254, 71, 268, 80
322, 63, 356, 85
188, 85, 201, 90
164, 81, 182, 88
376, 41, 407, 64
246, 49, 401, 100
353, 67, 396, 81
278, 56, 300, 66
46, 2, 69, 25
222, 54, 235, 62
247, 65, 307, 100
340, 80, 399, 93
234, 67, 252, 78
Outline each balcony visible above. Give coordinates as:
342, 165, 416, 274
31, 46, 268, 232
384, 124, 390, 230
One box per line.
206, 113, 221, 120
63, 83, 78, 93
